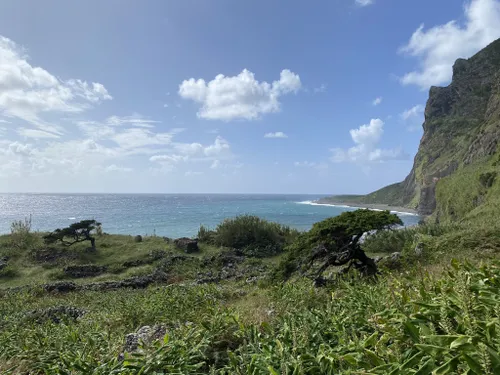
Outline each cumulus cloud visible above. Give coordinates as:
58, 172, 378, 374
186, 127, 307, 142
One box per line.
0, 35, 111, 128
400, 0, 500, 89
264, 132, 288, 138
372, 97, 383, 106
149, 136, 233, 170
401, 104, 424, 120
355, 0, 374, 7
178, 69, 301, 121
330, 119, 407, 163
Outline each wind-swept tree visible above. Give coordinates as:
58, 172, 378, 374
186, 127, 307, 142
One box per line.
273, 210, 403, 282
43, 220, 101, 250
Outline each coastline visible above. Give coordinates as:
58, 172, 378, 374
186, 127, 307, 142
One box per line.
310, 199, 419, 216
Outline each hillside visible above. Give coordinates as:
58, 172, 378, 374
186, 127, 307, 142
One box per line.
324, 38, 500, 219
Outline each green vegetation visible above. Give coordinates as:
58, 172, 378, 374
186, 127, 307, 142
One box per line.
0, 208, 500, 373
198, 215, 299, 257
273, 210, 402, 281
1, 258, 499, 373
43, 220, 101, 250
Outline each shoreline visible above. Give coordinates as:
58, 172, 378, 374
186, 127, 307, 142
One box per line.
308, 199, 419, 216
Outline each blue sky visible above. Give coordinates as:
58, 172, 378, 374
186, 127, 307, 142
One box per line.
1, 0, 500, 194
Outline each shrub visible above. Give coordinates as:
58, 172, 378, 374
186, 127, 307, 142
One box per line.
362, 227, 416, 255
272, 210, 403, 281
213, 215, 299, 257
134, 235, 143, 243
197, 225, 216, 244
10, 215, 37, 251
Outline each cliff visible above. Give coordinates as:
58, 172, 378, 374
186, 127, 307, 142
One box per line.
327, 38, 500, 220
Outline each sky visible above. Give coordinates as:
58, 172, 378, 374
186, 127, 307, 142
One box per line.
1, 0, 500, 194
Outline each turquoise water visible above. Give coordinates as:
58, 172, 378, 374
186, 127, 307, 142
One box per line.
0, 194, 420, 237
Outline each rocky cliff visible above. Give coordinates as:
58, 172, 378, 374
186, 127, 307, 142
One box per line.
328, 38, 500, 218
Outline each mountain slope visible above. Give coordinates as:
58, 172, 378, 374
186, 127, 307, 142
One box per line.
328, 38, 500, 219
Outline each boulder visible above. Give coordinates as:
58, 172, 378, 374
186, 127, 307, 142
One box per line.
134, 235, 143, 243
174, 237, 199, 253
124, 325, 167, 353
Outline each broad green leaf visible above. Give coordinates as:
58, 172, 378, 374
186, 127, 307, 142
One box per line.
462, 354, 483, 374
414, 358, 435, 375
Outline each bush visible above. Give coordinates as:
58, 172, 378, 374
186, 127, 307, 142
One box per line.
197, 225, 216, 244
10, 215, 37, 251
212, 215, 299, 257
362, 228, 416, 254
134, 235, 143, 243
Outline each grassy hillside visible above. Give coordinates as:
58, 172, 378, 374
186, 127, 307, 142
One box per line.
1, 211, 500, 373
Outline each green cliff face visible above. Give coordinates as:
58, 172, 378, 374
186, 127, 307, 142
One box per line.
334, 38, 500, 220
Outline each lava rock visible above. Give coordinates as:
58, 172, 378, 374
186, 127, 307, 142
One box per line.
44, 281, 79, 293
63, 264, 107, 278
174, 237, 199, 253
26, 306, 85, 324
124, 325, 167, 353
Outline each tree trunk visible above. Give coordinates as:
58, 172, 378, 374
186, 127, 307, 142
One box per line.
354, 247, 378, 276
90, 237, 96, 250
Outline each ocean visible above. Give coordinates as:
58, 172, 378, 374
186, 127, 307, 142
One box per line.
0, 194, 421, 237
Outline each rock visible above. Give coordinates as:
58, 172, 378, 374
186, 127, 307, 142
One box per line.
63, 264, 107, 278
149, 249, 167, 260
32, 248, 77, 263
44, 281, 79, 293
174, 237, 199, 253
25, 306, 85, 324
122, 259, 147, 268
124, 325, 167, 353
134, 235, 143, 243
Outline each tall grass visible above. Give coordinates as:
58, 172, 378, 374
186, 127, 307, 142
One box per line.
1, 260, 499, 373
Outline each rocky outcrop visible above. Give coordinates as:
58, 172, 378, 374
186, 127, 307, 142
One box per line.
63, 264, 107, 278
345, 38, 500, 216
25, 306, 85, 324
174, 238, 199, 253
43, 271, 169, 294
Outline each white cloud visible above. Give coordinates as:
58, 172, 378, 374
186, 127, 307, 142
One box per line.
330, 119, 407, 163
149, 136, 233, 170
18, 128, 60, 139
294, 161, 317, 167
356, 0, 374, 7
163, 104, 169, 108
106, 114, 159, 128
264, 131, 288, 138
314, 83, 327, 93
400, 0, 500, 89
104, 164, 132, 173
184, 170, 203, 177
210, 160, 221, 169
372, 97, 383, 106
178, 69, 301, 121
401, 104, 424, 120
110, 128, 173, 149
0, 35, 111, 128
